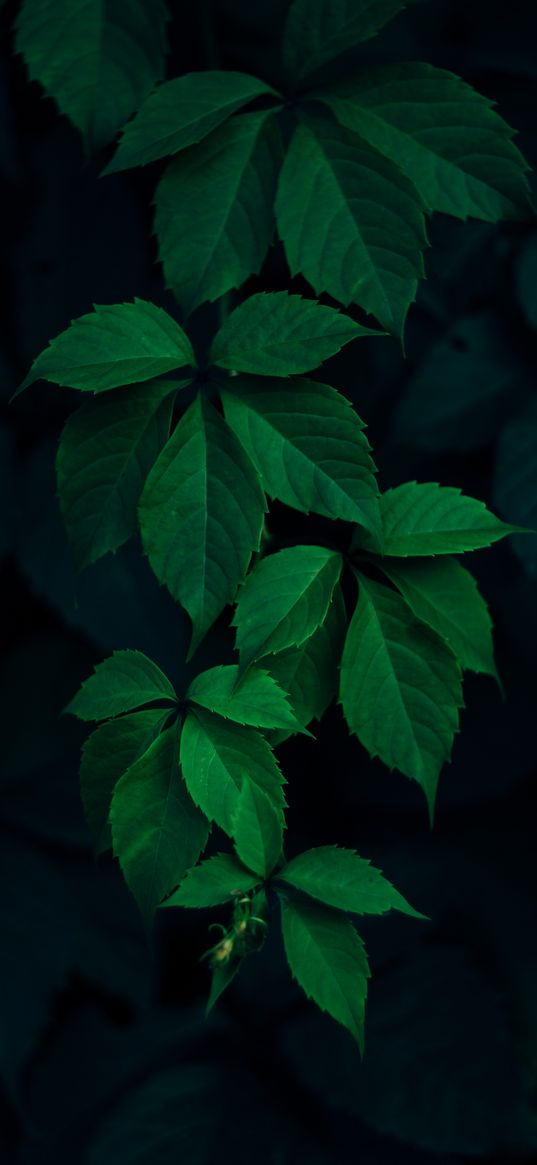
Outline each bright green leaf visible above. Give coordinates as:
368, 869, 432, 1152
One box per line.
79, 708, 169, 853
233, 545, 343, 674
282, 0, 407, 86
155, 111, 282, 318
65, 649, 177, 721
139, 394, 266, 657
222, 376, 381, 542
232, 781, 283, 878
280, 894, 370, 1053
186, 664, 307, 733
210, 291, 372, 376
110, 725, 209, 925
339, 575, 463, 818
319, 62, 531, 220
356, 481, 521, 556
15, 0, 168, 152
102, 70, 277, 174
493, 399, 537, 578
277, 845, 424, 918
379, 557, 498, 678
56, 379, 182, 570
275, 117, 427, 337
16, 300, 195, 396
161, 853, 261, 909
180, 708, 286, 837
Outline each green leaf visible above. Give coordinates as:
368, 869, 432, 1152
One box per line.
15, 0, 168, 153
232, 781, 283, 878
318, 63, 532, 220
282, 0, 407, 86
493, 399, 537, 578
16, 300, 195, 396
180, 708, 286, 837
222, 376, 381, 543
79, 708, 169, 854
233, 545, 343, 674
139, 394, 266, 657
155, 110, 282, 318
339, 575, 463, 818
210, 291, 372, 376
102, 70, 277, 174
110, 725, 209, 925
264, 585, 347, 743
355, 481, 521, 556
65, 649, 177, 721
186, 664, 307, 733
161, 853, 261, 909
280, 894, 370, 1053
56, 379, 182, 570
275, 117, 427, 336
277, 845, 424, 917
379, 557, 498, 678
206, 959, 243, 1015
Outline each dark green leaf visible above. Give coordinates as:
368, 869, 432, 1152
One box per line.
276, 117, 427, 336
155, 111, 282, 317
277, 845, 424, 917
16, 300, 195, 396
180, 708, 286, 836
379, 557, 498, 678
15, 0, 168, 152
186, 664, 307, 732
516, 232, 537, 330
222, 376, 381, 542
103, 70, 277, 173
56, 379, 181, 570
232, 781, 283, 877
110, 725, 209, 924
80, 708, 169, 854
339, 574, 463, 817
233, 545, 343, 674
493, 399, 537, 578
356, 481, 521, 556
282, 0, 407, 86
210, 291, 372, 376
280, 894, 370, 1053
161, 853, 261, 909
139, 394, 266, 657
319, 63, 531, 219
206, 959, 243, 1014
65, 649, 177, 721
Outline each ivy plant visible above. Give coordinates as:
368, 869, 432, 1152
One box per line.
14, 0, 533, 1053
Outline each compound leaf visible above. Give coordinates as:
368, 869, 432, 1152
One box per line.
210, 291, 372, 376
15, 0, 168, 153
110, 725, 209, 925
56, 379, 181, 570
222, 376, 381, 543
180, 708, 286, 837
233, 545, 343, 674
275, 117, 427, 337
139, 394, 266, 658
319, 63, 531, 220
161, 853, 261, 910
339, 574, 463, 818
283, 0, 407, 86
379, 557, 498, 678
155, 110, 282, 318
232, 780, 283, 878
187, 664, 306, 733
16, 300, 195, 396
277, 845, 424, 918
65, 649, 177, 721
79, 708, 169, 853
103, 70, 277, 173
356, 481, 520, 556
280, 894, 370, 1053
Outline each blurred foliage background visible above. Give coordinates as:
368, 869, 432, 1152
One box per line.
2, 0, 537, 1160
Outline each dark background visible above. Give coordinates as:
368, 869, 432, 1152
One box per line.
2, 0, 537, 1161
